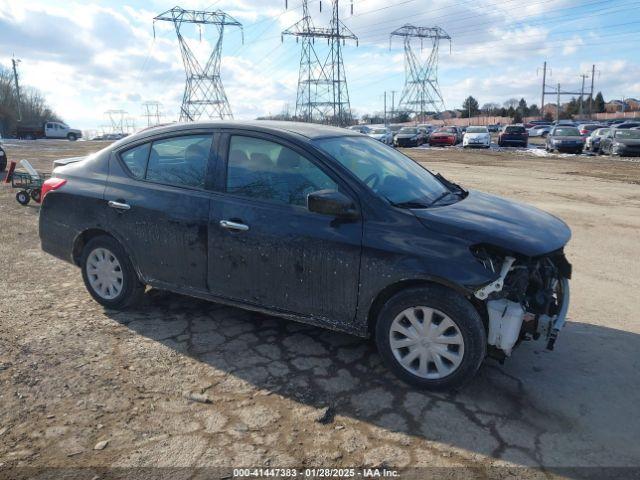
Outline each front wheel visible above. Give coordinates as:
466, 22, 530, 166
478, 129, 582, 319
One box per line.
81, 236, 145, 309
67, 133, 77, 141
375, 286, 486, 390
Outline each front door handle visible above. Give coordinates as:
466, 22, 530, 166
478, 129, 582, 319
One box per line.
219, 220, 249, 232
108, 200, 131, 211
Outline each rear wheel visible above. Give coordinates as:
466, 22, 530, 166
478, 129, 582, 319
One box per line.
81, 236, 144, 309
375, 285, 486, 390
16, 191, 30, 205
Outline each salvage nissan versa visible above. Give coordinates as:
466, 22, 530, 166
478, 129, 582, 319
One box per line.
39, 121, 572, 390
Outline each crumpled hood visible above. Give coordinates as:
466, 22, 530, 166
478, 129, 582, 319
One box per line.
411, 190, 571, 257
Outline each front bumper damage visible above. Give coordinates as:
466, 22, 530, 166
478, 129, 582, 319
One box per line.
473, 250, 571, 358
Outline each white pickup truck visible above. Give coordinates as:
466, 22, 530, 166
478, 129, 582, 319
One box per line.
16, 121, 83, 141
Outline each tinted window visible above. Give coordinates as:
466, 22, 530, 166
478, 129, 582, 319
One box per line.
399, 128, 418, 134
227, 136, 337, 207
553, 127, 580, 136
120, 143, 151, 179
146, 135, 212, 188
313, 136, 448, 206
505, 126, 525, 133
437, 128, 456, 133
466, 127, 487, 133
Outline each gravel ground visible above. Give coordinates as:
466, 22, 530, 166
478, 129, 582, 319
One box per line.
1, 140, 639, 479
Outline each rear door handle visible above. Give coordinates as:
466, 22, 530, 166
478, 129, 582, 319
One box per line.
219, 220, 249, 232
108, 200, 131, 211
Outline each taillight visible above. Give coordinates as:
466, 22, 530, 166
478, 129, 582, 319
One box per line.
580, 129, 588, 135
41, 178, 67, 202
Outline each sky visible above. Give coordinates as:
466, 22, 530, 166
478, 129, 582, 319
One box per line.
0, 0, 639, 131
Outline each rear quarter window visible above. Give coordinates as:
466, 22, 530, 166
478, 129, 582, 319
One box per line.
119, 143, 151, 179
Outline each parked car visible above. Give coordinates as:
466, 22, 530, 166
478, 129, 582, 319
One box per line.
545, 126, 585, 154
0, 144, 6, 172
394, 127, 427, 147
577, 124, 606, 137
528, 125, 551, 138
615, 122, 640, 130
462, 126, 491, 148
38, 121, 572, 390
367, 126, 394, 145
554, 120, 576, 127
498, 125, 528, 147
347, 125, 371, 134
428, 127, 460, 147
16, 121, 82, 141
599, 128, 640, 157
487, 124, 501, 133
584, 128, 610, 153
529, 120, 551, 126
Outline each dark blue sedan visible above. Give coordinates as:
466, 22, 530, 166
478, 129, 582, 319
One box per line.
39, 121, 572, 390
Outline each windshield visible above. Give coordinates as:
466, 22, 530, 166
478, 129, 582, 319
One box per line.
615, 130, 640, 139
313, 136, 449, 206
594, 128, 609, 136
466, 127, 487, 133
370, 128, 388, 134
553, 127, 580, 136
505, 126, 525, 133
399, 128, 417, 134
437, 127, 456, 133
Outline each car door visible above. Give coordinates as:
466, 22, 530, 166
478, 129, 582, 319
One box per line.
207, 131, 363, 324
104, 131, 216, 290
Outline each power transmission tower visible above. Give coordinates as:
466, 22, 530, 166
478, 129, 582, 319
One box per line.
142, 101, 164, 127
154, 7, 243, 122
390, 25, 451, 122
282, 0, 358, 126
11, 56, 22, 122
105, 110, 127, 134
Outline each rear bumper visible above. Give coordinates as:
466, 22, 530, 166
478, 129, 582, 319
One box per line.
429, 139, 456, 146
39, 214, 78, 265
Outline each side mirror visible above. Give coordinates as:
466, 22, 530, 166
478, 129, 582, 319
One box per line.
307, 190, 358, 219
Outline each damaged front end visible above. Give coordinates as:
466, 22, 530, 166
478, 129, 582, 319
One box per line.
471, 245, 572, 359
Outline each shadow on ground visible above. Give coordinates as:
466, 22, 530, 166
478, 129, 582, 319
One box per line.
105, 289, 640, 470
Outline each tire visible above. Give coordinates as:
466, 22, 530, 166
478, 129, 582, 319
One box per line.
16, 191, 30, 205
80, 235, 145, 310
67, 133, 77, 141
375, 285, 487, 390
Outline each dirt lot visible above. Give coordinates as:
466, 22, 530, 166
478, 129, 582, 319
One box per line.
1, 140, 639, 478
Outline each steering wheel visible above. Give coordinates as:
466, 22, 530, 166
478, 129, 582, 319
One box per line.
363, 173, 380, 189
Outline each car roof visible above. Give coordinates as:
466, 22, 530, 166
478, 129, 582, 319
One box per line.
116, 120, 358, 148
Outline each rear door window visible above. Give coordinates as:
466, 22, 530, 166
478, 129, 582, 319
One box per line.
146, 135, 213, 189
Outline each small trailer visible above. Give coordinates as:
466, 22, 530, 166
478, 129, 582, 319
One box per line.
5, 160, 50, 205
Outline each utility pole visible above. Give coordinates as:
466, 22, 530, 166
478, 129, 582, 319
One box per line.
154, 7, 243, 121
578, 73, 588, 117
540, 61, 547, 115
12, 56, 22, 122
390, 25, 451, 121
390, 90, 397, 122
589, 64, 596, 118
383, 91, 387, 125
556, 83, 561, 122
